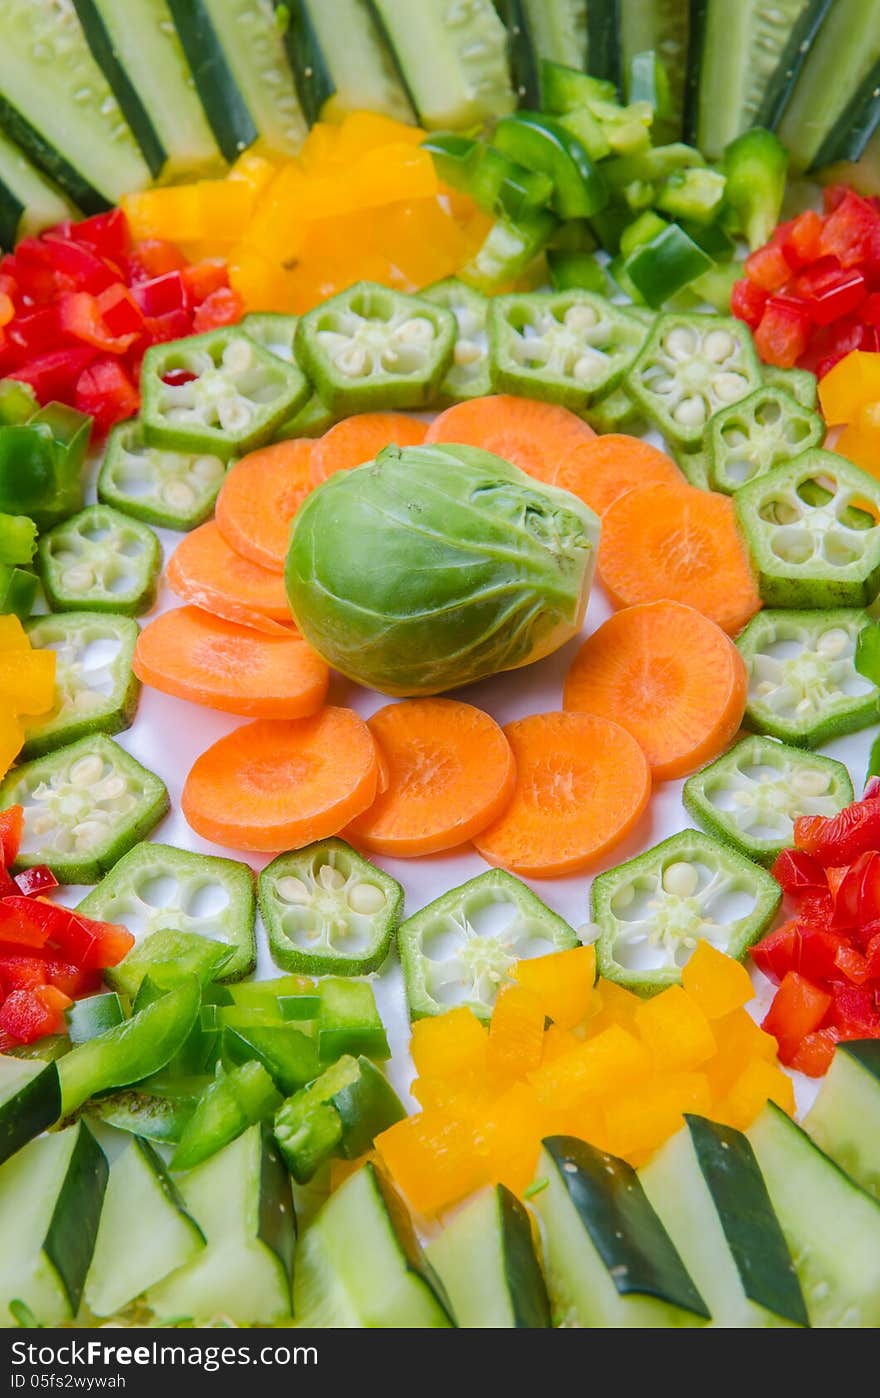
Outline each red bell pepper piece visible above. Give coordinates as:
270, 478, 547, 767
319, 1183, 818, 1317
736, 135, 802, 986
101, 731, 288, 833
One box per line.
13, 866, 58, 897
78, 918, 134, 970
0, 806, 24, 865
182, 259, 229, 304
36, 983, 73, 1028
754, 296, 812, 368
750, 920, 800, 983
795, 796, 880, 866
828, 983, 880, 1038
0, 986, 59, 1043
819, 190, 879, 269
74, 356, 139, 434
789, 1027, 840, 1077
771, 847, 826, 895
823, 186, 850, 214
0, 954, 48, 993
745, 243, 791, 292
125, 239, 188, 282
762, 971, 833, 1063
49, 208, 131, 265
131, 271, 190, 318
0, 867, 18, 899
10, 345, 97, 403
829, 850, 880, 929
43, 958, 102, 998
193, 285, 243, 332
141, 308, 193, 346
780, 210, 823, 269
8, 303, 63, 357
0, 899, 52, 948
96, 284, 144, 340
57, 291, 140, 354
797, 926, 846, 984
794, 260, 867, 326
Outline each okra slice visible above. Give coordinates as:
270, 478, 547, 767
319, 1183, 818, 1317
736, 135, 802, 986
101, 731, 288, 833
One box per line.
98, 421, 227, 532
736, 608, 880, 748
592, 829, 781, 995
78, 842, 256, 982
762, 364, 818, 412
294, 281, 456, 414
734, 450, 880, 608
258, 839, 403, 977
706, 386, 824, 495
421, 277, 491, 404
240, 312, 299, 362
398, 869, 579, 1021
673, 446, 711, 490
488, 290, 645, 410
683, 734, 854, 866
626, 313, 762, 450
582, 382, 646, 434
141, 327, 309, 460
21, 612, 140, 760
0, 734, 169, 884
37, 505, 161, 617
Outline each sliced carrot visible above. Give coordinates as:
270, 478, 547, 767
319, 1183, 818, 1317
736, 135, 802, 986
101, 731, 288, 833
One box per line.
133, 605, 329, 719
182, 708, 379, 852
552, 434, 685, 516
563, 601, 748, 780
597, 482, 761, 634
215, 440, 313, 573
424, 394, 594, 484
310, 412, 427, 485
166, 521, 295, 635
473, 711, 650, 878
347, 698, 516, 856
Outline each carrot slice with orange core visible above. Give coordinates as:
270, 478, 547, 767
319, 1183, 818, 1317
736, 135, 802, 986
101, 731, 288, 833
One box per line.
134, 605, 329, 719
166, 521, 295, 635
424, 394, 594, 484
597, 482, 761, 634
309, 412, 428, 485
215, 440, 313, 572
182, 708, 379, 852
473, 711, 650, 878
348, 698, 516, 857
563, 601, 748, 781
552, 434, 685, 516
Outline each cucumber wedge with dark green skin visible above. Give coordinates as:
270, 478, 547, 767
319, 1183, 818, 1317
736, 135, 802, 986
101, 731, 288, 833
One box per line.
0, 132, 76, 249
280, 0, 414, 125
811, 58, 880, 171
585, 0, 622, 94
427, 1184, 551, 1327
805, 1041, 880, 1201
71, 0, 165, 178
496, 1, 589, 108
618, 0, 690, 140
0, 1055, 61, 1168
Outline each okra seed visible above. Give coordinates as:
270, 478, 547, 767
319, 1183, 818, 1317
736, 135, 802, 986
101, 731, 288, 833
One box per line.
73, 820, 107, 849
348, 883, 386, 915
673, 396, 706, 426
317, 864, 345, 891
336, 345, 369, 378
454, 339, 482, 366
217, 398, 253, 434
222, 339, 254, 374
70, 755, 104, 786
275, 875, 311, 904
703, 330, 735, 362
662, 862, 699, 898
192, 455, 225, 482
791, 768, 831, 797
95, 775, 126, 800
393, 318, 434, 345
662, 327, 696, 359
563, 305, 599, 332
612, 884, 635, 910
817, 627, 848, 657
714, 372, 750, 402
162, 481, 196, 510
573, 355, 601, 384
63, 564, 95, 591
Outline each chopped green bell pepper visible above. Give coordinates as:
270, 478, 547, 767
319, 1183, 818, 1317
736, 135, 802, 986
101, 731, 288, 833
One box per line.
273, 1054, 404, 1184
493, 112, 608, 220
723, 127, 788, 252
459, 208, 559, 294
65, 992, 125, 1044
104, 928, 234, 999
656, 167, 726, 225
0, 565, 37, 622
0, 377, 38, 426
171, 1061, 282, 1171
0, 510, 36, 565
222, 1025, 320, 1096
0, 414, 87, 534
317, 978, 389, 1062
547, 250, 609, 295
422, 132, 554, 221
621, 224, 714, 308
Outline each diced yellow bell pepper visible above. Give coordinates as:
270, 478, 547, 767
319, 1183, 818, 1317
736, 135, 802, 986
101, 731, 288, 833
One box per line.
298, 122, 344, 172
364, 198, 469, 288
836, 404, 880, 479
228, 243, 298, 313
588, 976, 643, 1034
228, 150, 280, 196
715, 1058, 795, 1131
488, 984, 545, 1083
703, 1006, 779, 1100
818, 351, 880, 425
189, 180, 255, 242
0, 648, 55, 716
375, 1107, 489, 1217
635, 985, 717, 1071
482, 1081, 547, 1196
0, 615, 28, 650
331, 111, 424, 160
529, 1023, 652, 1108
604, 1072, 712, 1161
0, 704, 23, 780
410, 1006, 488, 1084
540, 1024, 582, 1063
514, 945, 596, 1029
354, 145, 438, 206
681, 941, 754, 1020
122, 185, 204, 242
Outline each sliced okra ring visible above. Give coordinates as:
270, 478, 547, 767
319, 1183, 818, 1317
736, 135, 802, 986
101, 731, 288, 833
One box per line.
37, 505, 161, 617
295, 280, 456, 414
22, 612, 140, 760
736, 607, 880, 748
78, 841, 256, 982
421, 277, 492, 404
592, 829, 781, 995
239, 312, 300, 363
488, 289, 646, 411
397, 869, 579, 1020
734, 450, 880, 608
0, 733, 169, 884
626, 312, 762, 450
683, 734, 854, 866
98, 420, 228, 532
141, 327, 309, 460
583, 381, 646, 434
271, 392, 336, 442
706, 385, 824, 494
672, 444, 711, 490
258, 838, 404, 977
762, 364, 818, 411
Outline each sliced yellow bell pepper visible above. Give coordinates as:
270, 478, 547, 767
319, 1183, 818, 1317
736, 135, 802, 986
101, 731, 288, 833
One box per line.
0, 615, 28, 651
375, 1107, 489, 1217
605, 1073, 712, 1160
0, 648, 56, 717
635, 985, 717, 1070
514, 944, 595, 1029
487, 984, 544, 1084
681, 939, 754, 1020
0, 703, 23, 780
836, 402, 880, 478
411, 1006, 488, 1085
715, 1057, 795, 1131
818, 350, 880, 424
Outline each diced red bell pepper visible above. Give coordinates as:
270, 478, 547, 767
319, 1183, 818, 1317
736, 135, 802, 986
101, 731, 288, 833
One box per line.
125, 238, 188, 283
745, 243, 792, 292
819, 190, 880, 269
0, 954, 48, 993
751, 920, 800, 984
8, 303, 63, 357
823, 186, 851, 214
762, 971, 833, 1063
828, 983, 880, 1040
43, 958, 102, 998
789, 1027, 840, 1077
10, 346, 97, 403
13, 866, 58, 898
0, 986, 60, 1043
0, 867, 18, 899
754, 296, 812, 369
780, 210, 823, 269
0, 806, 24, 865
140, 308, 193, 346
130, 270, 190, 318
36, 983, 73, 1028
771, 847, 826, 895
49, 208, 131, 264
74, 356, 139, 434
795, 796, 880, 867
0, 898, 53, 948
797, 926, 846, 984
182, 259, 229, 304
96, 284, 144, 340
793, 259, 867, 326
193, 285, 243, 332
57, 291, 140, 354
830, 850, 880, 929
78, 918, 134, 970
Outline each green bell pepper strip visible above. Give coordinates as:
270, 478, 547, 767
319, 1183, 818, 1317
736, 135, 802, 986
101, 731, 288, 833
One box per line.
58, 975, 202, 1116
737, 607, 880, 748
1, 732, 169, 885
622, 224, 714, 308
0, 566, 37, 623
493, 112, 608, 220
294, 282, 456, 415
540, 61, 616, 112
65, 992, 125, 1044
588, 206, 633, 255
141, 327, 309, 460
222, 1025, 320, 1097
706, 385, 824, 495
683, 734, 854, 867
734, 450, 880, 608
557, 108, 612, 163
0, 425, 78, 535
170, 1061, 282, 1172
0, 509, 36, 565
459, 208, 559, 294
272, 1054, 404, 1184
29, 402, 91, 527
422, 132, 555, 221
104, 929, 235, 1000
0, 377, 38, 425
763, 364, 818, 411
656, 167, 726, 225
85, 1080, 203, 1145
227, 974, 316, 1010
680, 219, 737, 263
397, 868, 578, 1021
98, 421, 227, 532
591, 829, 782, 995
78, 841, 256, 983
258, 838, 404, 978
488, 289, 646, 409
22, 611, 140, 760
317, 978, 389, 1062
587, 98, 653, 156
37, 504, 161, 617
723, 127, 788, 251
421, 278, 491, 404
625, 311, 762, 449
547, 250, 609, 296
619, 211, 668, 258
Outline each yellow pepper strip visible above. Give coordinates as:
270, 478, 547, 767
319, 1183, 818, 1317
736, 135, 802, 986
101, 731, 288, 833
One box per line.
0, 615, 29, 651
819, 350, 880, 424
836, 401, 880, 478
0, 704, 24, 781
0, 649, 56, 717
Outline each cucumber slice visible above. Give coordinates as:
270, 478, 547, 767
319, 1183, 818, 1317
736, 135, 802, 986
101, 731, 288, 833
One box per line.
0, 1054, 60, 1167
682, 734, 853, 866
531, 1137, 709, 1327
805, 1041, 880, 1200
0, 0, 150, 211
640, 1116, 808, 1327
618, 0, 690, 141
79, 841, 256, 982
0, 1123, 107, 1327
497, 1, 588, 108
0, 733, 170, 885
281, 0, 414, 125
148, 1125, 295, 1325
98, 422, 227, 532
585, 0, 622, 92
294, 1160, 453, 1326
22, 612, 140, 760
85, 1137, 205, 1318
37, 505, 162, 617
737, 608, 880, 748
426, 1184, 551, 1328
748, 1101, 880, 1327
0, 131, 76, 248
368, 0, 515, 130
811, 57, 880, 170
421, 278, 491, 405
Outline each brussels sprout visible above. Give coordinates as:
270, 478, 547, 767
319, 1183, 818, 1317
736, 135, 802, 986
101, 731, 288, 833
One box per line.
285, 443, 600, 696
